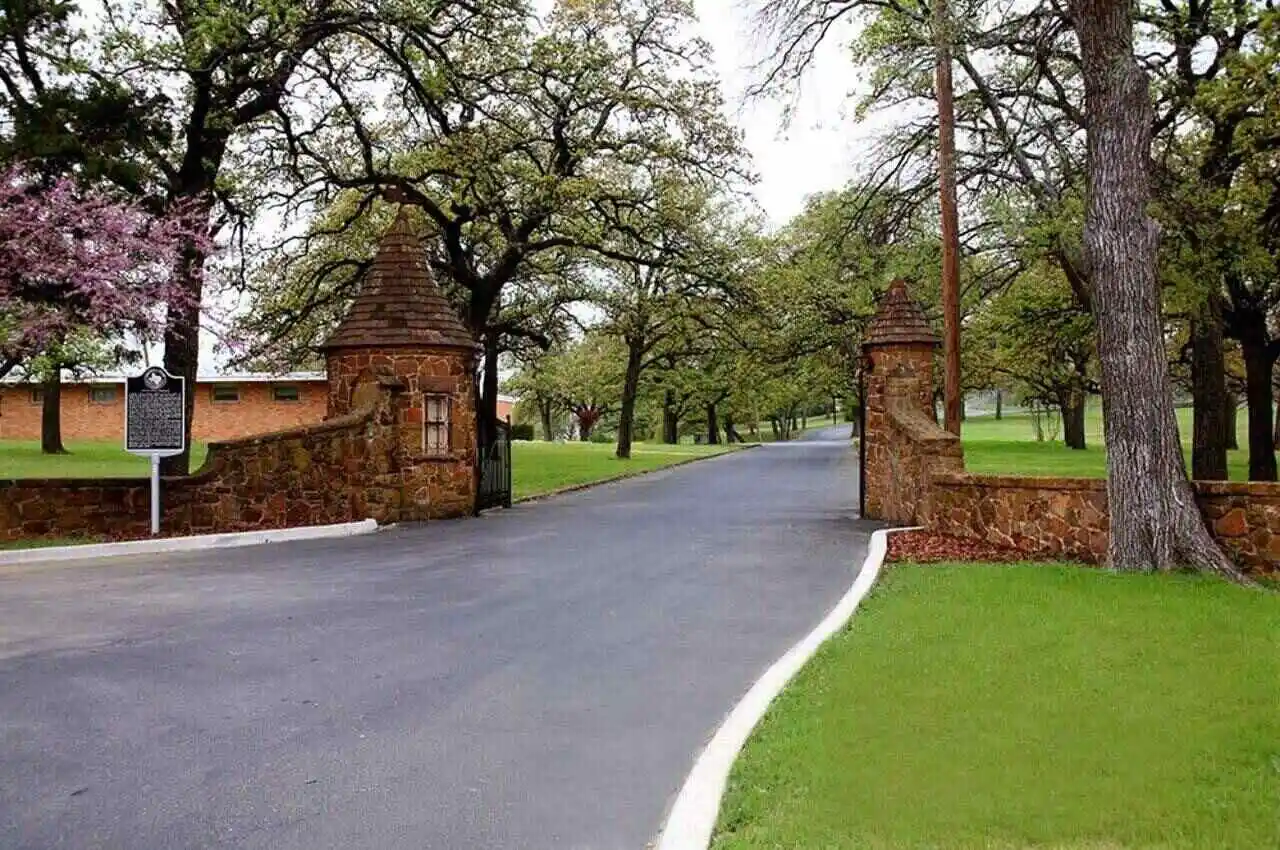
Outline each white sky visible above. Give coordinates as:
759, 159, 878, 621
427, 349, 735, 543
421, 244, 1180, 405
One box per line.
693, 0, 869, 225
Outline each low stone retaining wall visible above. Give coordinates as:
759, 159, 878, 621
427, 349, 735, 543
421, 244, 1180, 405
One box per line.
1194, 481, 1280, 571
857, 280, 1278, 574
0, 405, 391, 543
0, 378, 475, 544
928, 473, 1280, 574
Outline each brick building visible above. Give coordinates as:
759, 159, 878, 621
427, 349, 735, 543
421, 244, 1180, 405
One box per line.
0, 373, 328, 442
0, 373, 516, 444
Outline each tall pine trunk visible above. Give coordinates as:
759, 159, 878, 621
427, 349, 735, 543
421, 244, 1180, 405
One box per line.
1239, 330, 1277, 480
1190, 297, 1229, 480
40, 370, 65, 455
616, 344, 643, 460
1061, 390, 1087, 451
1070, 0, 1239, 577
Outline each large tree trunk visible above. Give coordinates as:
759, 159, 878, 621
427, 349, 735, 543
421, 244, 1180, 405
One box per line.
724, 415, 741, 444
1226, 391, 1239, 450
706, 402, 720, 445
995, 389, 1003, 420
160, 241, 205, 476
40, 370, 66, 455
662, 390, 678, 444
615, 344, 643, 460
1274, 396, 1280, 450
577, 410, 595, 442
1070, 0, 1239, 577
1190, 298, 1229, 480
476, 328, 501, 451
1239, 330, 1277, 481
539, 399, 555, 441
1060, 390, 1087, 451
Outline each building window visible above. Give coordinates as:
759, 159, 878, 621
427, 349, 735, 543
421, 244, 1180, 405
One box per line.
424, 394, 452, 456
89, 386, 117, 404
211, 384, 240, 403
272, 385, 300, 403
29, 388, 43, 405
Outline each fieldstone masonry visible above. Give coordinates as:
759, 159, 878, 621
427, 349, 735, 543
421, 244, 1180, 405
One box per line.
861, 280, 963, 524
0, 207, 480, 543
860, 280, 1278, 575
319, 206, 480, 520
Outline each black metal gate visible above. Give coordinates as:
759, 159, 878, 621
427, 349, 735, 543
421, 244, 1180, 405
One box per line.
476, 418, 513, 513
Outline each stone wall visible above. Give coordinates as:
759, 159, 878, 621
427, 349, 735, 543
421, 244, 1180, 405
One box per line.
927, 473, 1279, 574
1187, 482, 1280, 572
862, 349, 964, 524
857, 280, 1278, 574
860, 280, 963, 525
0, 376, 476, 544
326, 347, 478, 521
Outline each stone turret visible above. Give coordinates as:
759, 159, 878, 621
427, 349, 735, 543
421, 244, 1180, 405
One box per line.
860, 279, 962, 523
320, 207, 479, 519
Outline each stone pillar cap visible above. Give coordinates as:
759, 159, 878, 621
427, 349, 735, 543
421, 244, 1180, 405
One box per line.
863, 279, 940, 349
319, 205, 479, 353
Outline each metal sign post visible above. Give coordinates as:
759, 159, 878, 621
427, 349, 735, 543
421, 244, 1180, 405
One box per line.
124, 367, 186, 535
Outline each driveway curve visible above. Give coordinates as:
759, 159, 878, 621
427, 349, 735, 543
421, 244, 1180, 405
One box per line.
0, 440, 872, 850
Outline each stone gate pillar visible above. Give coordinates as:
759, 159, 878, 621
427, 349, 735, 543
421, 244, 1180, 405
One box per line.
318, 206, 480, 520
860, 279, 963, 523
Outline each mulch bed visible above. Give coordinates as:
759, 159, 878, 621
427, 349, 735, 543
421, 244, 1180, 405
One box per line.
886, 530, 1030, 563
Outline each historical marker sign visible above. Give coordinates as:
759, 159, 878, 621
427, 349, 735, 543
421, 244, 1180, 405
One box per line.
125, 367, 186, 455
125, 367, 186, 536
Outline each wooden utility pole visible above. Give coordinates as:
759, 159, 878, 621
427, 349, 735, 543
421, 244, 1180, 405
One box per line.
934, 0, 963, 435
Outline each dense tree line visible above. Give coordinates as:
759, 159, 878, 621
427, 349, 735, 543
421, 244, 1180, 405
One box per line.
1, 0, 1272, 577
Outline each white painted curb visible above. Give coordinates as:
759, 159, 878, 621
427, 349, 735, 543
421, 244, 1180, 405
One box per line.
0, 519, 379, 566
655, 527, 906, 850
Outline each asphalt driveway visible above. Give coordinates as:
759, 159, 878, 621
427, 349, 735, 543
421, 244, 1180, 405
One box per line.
0, 438, 872, 849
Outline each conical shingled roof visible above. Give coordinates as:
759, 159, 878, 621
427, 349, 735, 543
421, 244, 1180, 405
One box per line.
863, 279, 939, 348
320, 208, 476, 352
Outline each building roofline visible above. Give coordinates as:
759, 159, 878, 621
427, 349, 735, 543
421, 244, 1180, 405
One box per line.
1, 371, 327, 386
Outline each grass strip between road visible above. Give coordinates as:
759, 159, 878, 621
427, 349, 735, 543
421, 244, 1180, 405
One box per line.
511, 441, 748, 503
712, 562, 1280, 850
0, 537, 101, 551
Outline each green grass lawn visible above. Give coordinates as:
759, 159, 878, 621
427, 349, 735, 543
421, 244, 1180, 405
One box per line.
713, 563, 1280, 850
0, 440, 209, 478
0, 438, 729, 500
0, 537, 99, 550
511, 440, 733, 500
961, 404, 1251, 480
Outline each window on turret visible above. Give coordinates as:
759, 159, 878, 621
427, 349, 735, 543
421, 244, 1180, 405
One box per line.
424, 395, 452, 456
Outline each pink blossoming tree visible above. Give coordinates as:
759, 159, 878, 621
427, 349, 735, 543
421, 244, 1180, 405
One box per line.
0, 166, 208, 451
